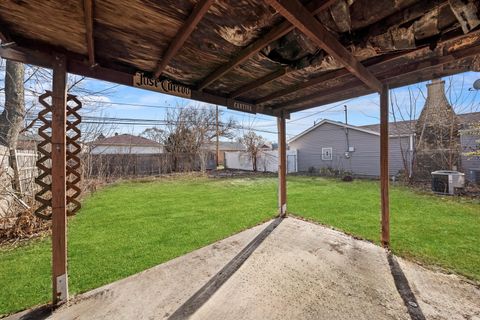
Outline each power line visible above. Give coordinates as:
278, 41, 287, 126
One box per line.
23, 114, 292, 137
18, 93, 274, 121
288, 99, 355, 123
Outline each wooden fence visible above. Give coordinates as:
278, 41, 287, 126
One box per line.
10, 149, 38, 196
84, 152, 216, 178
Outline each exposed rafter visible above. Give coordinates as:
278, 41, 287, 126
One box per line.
0, 46, 286, 118
83, 0, 95, 66
287, 64, 467, 113
256, 50, 418, 105
231, 0, 446, 101
274, 44, 480, 111
256, 68, 349, 105
264, 0, 383, 93
154, 0, 215, 78
196, 0, 337, 91
229, 68, 288, 98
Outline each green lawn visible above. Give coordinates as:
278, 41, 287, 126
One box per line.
0, 176, 479, 315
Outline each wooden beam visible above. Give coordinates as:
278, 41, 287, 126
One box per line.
83, 0, 95, 66
0, 46, 287, 117
229, 68, 288, 98
257, 68, 349, 105
265, 0, 383, 93
256, 50, 419, 105
236, 0, 449, 103
272, 42, 480, 111
380, 84, 390, 247
51, 54, 68, 305
287, 62, 469, 113
277, 114, 287, 217
154, 0, 214, 78
197, 0, 337, 90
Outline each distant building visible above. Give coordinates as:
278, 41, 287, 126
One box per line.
204, 141, 245, 165
89, 133, 164, 155
289, 113, 480, 181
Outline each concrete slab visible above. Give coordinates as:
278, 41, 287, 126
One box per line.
8, 217, 480, 320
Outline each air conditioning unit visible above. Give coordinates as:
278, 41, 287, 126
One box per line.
431, 170, 465, 195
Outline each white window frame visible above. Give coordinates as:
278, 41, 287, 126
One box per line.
321, 147, 333, 161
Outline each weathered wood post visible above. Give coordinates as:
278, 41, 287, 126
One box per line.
277, 114, 287, 217
51, 54, 68, 304
380, 84, 390, 247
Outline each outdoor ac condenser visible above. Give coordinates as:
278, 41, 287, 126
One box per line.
431, 170, 465, 195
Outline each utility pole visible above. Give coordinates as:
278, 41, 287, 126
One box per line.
215, 105, 219, 168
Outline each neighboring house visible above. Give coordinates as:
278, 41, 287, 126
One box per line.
89, 134, 164, 155
289, 119, 411, 177
289, 113, 480, 181
205, 141, 246, 165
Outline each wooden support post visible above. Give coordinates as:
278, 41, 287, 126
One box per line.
277, 115, 287, 217
215, 105, 219, 168
51, 54, 68, 305
380, 84, 390, 247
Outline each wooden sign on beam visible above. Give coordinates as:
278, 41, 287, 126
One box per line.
133, 73, 192, 98
227, 100, 257, 114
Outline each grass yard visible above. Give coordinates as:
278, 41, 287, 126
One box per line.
0, 175, 479, 315
287, 176, 480, 282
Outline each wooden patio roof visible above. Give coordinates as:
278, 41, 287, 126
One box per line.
0, 0, 480, 117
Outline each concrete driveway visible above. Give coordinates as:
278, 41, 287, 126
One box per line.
8, 217, 480, 320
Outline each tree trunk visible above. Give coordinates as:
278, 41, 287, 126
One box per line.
0, 60, 25, 149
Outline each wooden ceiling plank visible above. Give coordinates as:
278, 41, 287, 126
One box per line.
197, 0, 337, 91
154, 0, 215, 78
265, 0, 383, 93
83, 0, 95, 66
231, 0, 449, 102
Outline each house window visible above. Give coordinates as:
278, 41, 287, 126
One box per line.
322, 147, 332, 160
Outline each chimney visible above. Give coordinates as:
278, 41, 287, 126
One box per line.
414, 78, 461, 178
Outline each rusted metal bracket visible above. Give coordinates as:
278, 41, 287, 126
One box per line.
34, 91, 82, 219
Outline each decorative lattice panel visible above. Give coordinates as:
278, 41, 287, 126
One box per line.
66, 95, 82, 216
34, 91, 82, 220
34, 91, 54, 219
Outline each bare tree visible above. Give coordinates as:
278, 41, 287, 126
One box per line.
238, 131, 265, 172
161, 105, 236, 172
141, 127, 164, 144
0, 60, 25, 149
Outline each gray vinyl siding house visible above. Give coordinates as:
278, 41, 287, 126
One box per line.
289, 120, 410, 177
289, 115, 480, 181
461, 132, 480, 181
